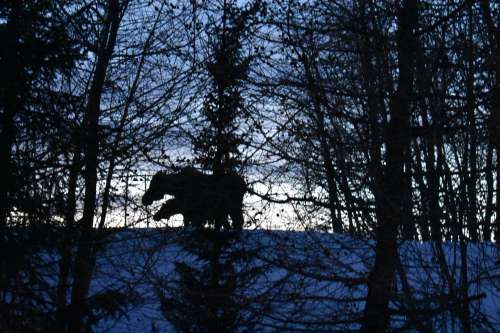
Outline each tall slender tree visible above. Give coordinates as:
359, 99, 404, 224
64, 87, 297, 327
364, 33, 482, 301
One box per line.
362, 1, 417, 331
67, 1, 126, 332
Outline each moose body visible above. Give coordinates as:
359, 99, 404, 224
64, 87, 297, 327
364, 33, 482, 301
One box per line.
142, 168, 246, 232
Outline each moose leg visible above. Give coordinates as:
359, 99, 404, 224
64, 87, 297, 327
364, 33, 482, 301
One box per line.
229, 208, 244, 233
213, 214, 231, 232
185, 213, 204, 229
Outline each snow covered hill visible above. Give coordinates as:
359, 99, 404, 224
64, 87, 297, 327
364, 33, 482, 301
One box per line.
75, 229, 500, 332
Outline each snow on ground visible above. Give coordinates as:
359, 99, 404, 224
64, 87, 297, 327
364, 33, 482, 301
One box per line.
79, 229, 500, 332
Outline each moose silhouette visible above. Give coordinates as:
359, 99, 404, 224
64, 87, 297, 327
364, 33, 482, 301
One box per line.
142, 167, 246, 232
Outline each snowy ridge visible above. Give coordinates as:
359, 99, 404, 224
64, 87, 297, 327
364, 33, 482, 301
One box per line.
77, 229, 500, 332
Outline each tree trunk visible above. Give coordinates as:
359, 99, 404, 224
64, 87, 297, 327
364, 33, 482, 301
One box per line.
98, 12, 156, 229
480, 0, 500, 243
459, 237, 472, 333
362, 1, 416, 331
301, 53, 343, 233
465, 10, 478, 242
484, 142, 494, 241
67, 1, 122, 332
414, 31, 442, 241
0, 3, 22, 229
402, 147, 416, 240
357, 2, 384, 236
56, 149, 80, 332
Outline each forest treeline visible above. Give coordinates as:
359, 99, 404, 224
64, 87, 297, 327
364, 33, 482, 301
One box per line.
1, 0, 499, 332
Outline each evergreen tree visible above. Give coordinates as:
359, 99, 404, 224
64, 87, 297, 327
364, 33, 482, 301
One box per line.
157, 3, 267, 333
194, 0, 264, 176
0, 0, 79, 228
